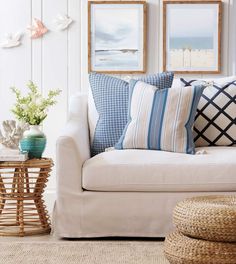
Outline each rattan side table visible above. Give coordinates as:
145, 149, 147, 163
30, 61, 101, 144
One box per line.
0, 158, 53, 236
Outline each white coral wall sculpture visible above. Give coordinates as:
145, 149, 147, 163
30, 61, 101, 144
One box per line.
0, 32, 22, 48
0, 120, 29, 149
53, 14, 73, 31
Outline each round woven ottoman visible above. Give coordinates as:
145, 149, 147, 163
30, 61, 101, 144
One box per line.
164, 231, 236, 264
173, 195, 236, 242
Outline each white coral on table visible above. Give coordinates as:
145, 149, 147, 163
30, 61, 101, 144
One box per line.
0, 120, 29, 149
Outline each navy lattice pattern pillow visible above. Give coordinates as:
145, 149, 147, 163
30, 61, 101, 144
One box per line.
180, 78, 236, 147
89, 72, 174, 156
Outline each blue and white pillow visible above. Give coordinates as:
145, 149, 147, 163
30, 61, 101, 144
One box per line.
180, 77, 236, 147
89, 72, 174, 156
115, 80, 204, 154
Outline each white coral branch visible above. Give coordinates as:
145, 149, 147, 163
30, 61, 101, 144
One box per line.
0, 120, 29, 149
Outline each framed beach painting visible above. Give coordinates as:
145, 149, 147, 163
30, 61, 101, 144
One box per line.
88, 1, 147, 73
163, 1, 222, 74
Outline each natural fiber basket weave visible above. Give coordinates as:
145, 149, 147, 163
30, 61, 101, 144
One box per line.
0, 158, 53, 236
173, 195, 236, 242
164, 231, 236, 264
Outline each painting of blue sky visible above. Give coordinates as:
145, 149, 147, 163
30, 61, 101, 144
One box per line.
166, 4, 219, 71
91, 4, 144, 71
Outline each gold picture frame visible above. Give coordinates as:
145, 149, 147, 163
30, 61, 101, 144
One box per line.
88, 1, 147, 74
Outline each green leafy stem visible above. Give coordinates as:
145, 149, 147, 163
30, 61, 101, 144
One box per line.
11, 81, 61, 125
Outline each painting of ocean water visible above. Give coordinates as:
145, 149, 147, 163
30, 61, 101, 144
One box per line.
95, 50, 139, 68
170, 37, 213, 50
90, 3, 144, 72
165, 3, 220, 72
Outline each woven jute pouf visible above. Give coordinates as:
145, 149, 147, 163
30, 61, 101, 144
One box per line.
164, 231, 236, 264
173, 195, 236, 242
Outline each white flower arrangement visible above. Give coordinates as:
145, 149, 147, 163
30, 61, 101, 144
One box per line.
11, 81, 61, 125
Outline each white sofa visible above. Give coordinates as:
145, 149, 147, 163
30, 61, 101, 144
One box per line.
54, 93, 236, 238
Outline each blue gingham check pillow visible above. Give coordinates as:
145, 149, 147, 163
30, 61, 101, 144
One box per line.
89, 72, 174, 156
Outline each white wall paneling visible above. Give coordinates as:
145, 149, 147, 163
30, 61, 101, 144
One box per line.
221, 0, 230, 76
228, 0, 236, 75
0, 0, 235, 212
0, 0, 31, 122
41, 0, 68, 211
0, 0, 82, 212
68, 0, 82, 97
81, 0, 89, 92
31, 0, 42, 88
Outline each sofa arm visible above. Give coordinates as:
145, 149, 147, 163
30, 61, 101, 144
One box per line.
56, 93, 90, 194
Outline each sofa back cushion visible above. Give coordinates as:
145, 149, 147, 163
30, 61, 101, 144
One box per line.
89, 72, 174, 156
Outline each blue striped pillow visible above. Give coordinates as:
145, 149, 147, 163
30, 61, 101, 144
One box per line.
89, 72, 174, 156
115, 80, 204, 154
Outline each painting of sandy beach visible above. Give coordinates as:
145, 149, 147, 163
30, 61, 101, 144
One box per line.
89, 2, 146, 73
164, 2, 221, 73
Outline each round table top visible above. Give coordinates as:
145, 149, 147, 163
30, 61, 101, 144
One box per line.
0, 158, 53, 168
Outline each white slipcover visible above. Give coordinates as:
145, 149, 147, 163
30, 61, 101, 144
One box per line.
54, 93, 236, 238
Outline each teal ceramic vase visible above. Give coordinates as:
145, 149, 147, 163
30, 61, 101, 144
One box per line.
20, 125, 46, 159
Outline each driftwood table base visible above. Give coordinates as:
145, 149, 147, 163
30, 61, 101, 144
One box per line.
0, 158, 53, 236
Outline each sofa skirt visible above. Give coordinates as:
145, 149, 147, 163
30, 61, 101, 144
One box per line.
53, 191, 235, 238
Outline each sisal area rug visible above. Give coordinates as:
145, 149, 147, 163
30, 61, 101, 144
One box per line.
0, 241, 169, 264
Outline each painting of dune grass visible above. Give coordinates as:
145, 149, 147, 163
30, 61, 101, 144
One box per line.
164, 1, 221, 73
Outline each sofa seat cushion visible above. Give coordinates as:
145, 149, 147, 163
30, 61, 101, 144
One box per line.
82, 147, 236, 192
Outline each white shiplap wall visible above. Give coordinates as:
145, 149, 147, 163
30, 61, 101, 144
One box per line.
0, 0, 82, 211
0, 0, 235, 211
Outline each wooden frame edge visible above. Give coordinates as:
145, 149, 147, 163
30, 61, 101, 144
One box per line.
163, 1, 167, 72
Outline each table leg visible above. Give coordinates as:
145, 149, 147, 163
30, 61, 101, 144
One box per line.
15, 169, 20, 226
24, 168, 30, 193
34, 168, 50, 229
16, 168, 24, 236
12, 168, 19, 195
12, 168, 20, 226
0, 174, 6, 214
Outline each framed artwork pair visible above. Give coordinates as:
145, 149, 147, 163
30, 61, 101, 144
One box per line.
88, 0, 222, 74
